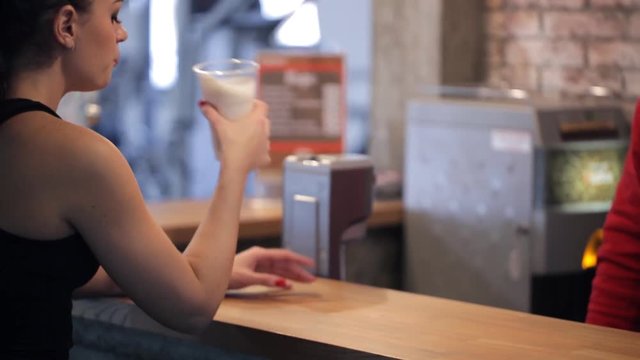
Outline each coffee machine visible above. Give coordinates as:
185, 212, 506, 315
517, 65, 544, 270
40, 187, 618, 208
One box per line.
282, 154, 375, 279
403, 91, 629, 320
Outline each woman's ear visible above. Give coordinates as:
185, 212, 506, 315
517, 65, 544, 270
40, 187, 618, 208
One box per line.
53, 5, 78, 50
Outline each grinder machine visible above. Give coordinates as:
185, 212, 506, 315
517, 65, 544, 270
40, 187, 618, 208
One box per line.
403, 92, 629, 320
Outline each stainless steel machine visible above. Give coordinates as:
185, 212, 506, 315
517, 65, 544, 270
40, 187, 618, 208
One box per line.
403, 90, 629, 319
282, 154, 375, 280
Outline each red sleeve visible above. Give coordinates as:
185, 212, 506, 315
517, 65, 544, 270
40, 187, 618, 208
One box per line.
586, 100, 640, 331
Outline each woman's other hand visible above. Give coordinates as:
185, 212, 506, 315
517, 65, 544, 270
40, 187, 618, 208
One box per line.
229, 246, 316, 290
199, 100, 271, 172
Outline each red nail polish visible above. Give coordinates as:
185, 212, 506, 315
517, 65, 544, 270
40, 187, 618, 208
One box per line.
275, 278, 287, 287
198, 100, 206, 107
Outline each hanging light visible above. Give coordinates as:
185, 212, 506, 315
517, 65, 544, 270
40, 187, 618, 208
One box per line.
259, 0, 305, 20
149, 0, 179, 90
274, 1, 321, 47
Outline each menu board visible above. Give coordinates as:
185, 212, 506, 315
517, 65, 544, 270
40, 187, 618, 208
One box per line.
257, 52, 346, 154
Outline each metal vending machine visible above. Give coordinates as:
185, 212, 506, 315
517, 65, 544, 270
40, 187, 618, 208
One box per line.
282, 154, 375, 280
403, 92, 629, 319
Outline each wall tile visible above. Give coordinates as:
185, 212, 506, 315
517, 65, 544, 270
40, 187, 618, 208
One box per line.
486, 39, 506, 66
505, 39, 584, 66
506, 0, 585, 9
589, 41, 640, 67
544, 12, 626, 38
591, 0, 640, 9
486, 64, 539, 90
541, 66, 623, 96
629, 12, 640, 38
486, 10, 540, 37
485, 2, 640, 98
623, 69, 640, 95
486, 0, 505, 9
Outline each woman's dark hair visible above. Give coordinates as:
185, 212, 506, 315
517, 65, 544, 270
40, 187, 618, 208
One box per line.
0, 0, 93, 99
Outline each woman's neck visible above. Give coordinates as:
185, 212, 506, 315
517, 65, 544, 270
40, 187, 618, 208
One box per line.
7, 64, 66, 110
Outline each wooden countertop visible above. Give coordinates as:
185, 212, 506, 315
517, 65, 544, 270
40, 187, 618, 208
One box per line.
147, 198, 403, 245
73, 278, 640, 359
216, 279, 640, 359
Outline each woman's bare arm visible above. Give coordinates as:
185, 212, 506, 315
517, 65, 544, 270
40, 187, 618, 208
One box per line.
60, 102, 269, 333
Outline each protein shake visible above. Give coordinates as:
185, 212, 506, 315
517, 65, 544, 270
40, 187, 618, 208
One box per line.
193, 59, 259, 156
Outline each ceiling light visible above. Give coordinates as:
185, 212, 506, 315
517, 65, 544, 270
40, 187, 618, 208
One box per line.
259, 0, 305, 20
274, 2, 321, 47
149, 0, 179, 90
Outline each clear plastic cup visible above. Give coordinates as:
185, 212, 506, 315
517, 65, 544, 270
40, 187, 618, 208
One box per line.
192, 59, 259, 120
193, 59, 260, 158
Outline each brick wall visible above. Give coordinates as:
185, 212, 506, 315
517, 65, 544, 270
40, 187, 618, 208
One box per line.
484, 0, 640, 100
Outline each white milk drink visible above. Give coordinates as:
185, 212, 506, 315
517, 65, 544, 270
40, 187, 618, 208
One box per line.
196, 74, 257, 120
193, 60, 259, 159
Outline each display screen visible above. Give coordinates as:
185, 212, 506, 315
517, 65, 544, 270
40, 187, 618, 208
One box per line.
546, 148, 626, 205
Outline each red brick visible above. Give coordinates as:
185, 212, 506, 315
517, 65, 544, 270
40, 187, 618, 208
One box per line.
623, 70, 640, 95
630, 12, 640, 38
486, 0, 504, 9
589, 41, 640, 67
505, 39, 584, 66
506, 0, 585, 9
591, 0, 640, 9
486, 39, 505, 65
486, 65, 539, 90
486, 11, 506, 37
544, 12, 626, 38
541, 66, 623, 96
485, 10, 540, 37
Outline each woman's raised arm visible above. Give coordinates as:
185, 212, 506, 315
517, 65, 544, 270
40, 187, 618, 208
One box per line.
63, 101, 269, 333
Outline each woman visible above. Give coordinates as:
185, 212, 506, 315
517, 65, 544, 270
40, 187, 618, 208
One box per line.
0, 0, 315, 358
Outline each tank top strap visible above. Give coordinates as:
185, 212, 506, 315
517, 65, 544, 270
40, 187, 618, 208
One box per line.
0, 98, 61, 126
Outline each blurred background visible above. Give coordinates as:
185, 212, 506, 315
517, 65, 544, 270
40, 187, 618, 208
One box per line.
60, 0, 374, 200
59, 0, 640, 322
59, 0, 640, 202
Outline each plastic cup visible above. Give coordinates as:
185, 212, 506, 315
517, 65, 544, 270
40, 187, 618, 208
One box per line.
193, 58, 260, 157
193, 59, 259, 120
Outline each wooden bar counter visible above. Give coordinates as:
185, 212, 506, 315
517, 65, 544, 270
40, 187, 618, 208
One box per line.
147, 198, 403, 245
73, 278, 640, 359
71, 199, 636, 358
216, 279, 640, 359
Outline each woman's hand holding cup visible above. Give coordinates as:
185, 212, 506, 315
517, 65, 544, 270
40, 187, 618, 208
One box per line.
199, 100, 271, 173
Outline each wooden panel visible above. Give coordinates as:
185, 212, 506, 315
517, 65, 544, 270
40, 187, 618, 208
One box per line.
147, 198, 403, 246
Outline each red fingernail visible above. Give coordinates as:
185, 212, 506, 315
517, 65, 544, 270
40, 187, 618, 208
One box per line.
275, 278, 287, 287
198, 100, 207, 107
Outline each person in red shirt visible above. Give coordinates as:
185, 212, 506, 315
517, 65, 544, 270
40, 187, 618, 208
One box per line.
587, 100, 640, 331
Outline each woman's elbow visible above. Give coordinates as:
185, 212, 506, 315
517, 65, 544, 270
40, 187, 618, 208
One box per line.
186, 308, 219, 334
179, 316, 213, 335
172, 298, 221, 334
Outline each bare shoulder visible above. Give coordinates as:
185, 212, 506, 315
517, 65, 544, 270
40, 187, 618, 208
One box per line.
2, 110, 125, 170
0, 110, 134, 199
0, 110, 136, 236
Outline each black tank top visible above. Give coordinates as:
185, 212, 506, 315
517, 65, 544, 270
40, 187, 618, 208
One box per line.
0, 98, 99, 359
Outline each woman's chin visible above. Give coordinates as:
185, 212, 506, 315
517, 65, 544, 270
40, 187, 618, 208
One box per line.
79, 80, 110, 92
